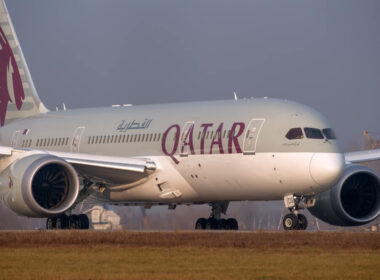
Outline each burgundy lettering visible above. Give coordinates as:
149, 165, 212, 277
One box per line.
228, 122, 245, 153
209, 123, 224, 154
200, 123, 213, 154
180, 123, 195, 155
162, 124, 180, 164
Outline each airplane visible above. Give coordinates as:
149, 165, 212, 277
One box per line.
0, 0, 379, 231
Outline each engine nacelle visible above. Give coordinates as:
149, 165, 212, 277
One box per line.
0, 154, 79, 217
309, 164, 380, 226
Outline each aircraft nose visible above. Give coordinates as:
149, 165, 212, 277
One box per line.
309, 153, 345, 187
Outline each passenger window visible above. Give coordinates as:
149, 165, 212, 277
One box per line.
286, 128, 304, 140
323, 128, 337, 140
157, 133, 161, 141
304, 128, 324, 139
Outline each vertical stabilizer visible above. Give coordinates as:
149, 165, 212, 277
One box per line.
0, 0, 48, 127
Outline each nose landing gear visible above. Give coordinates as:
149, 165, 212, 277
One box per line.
282, 213, 308, 230
195, 202, 239, 230
282, 194, 315, 231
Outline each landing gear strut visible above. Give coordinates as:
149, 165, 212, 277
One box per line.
282, 194, 314, 231
195, 202, 238, 230
46, 214, 90, 230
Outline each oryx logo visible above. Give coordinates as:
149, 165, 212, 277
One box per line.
0, 26, 25, 126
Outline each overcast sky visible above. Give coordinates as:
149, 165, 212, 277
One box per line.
6, 0, 380, 150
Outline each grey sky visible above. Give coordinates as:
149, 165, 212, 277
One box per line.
6, 0, 380, 150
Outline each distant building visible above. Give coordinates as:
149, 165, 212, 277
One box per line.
84, 205, 123, 230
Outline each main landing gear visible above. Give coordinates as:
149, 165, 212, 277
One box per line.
46, 214, 90, 230
195, 202, 238, 230
46, 180, 95, 230
282, 194, 315, 231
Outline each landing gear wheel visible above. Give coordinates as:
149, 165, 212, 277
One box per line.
78, 214, 90, 230
297, 214, 308, 230
69, 215, 79, 229
195, 218, 207, 230
227, 218, 238, 230
218, 219, 227, 230
283, 213, 298, 230
56, 214, 69, 229
46, 217, 57, 230
206, 218, 218, 230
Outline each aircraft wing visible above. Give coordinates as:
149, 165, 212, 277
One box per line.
0, 147, 156, 186
345, 149, 380, 164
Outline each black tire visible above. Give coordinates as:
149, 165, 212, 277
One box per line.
78, 214, 90, 230
283, 213, 298, 230
227, 218, 238, 230
69, 215, 79, 229
297, 214, 308, 230
219, 219, 227, 230
206, 218, 218, 230
56, 214, 69, 229
195, 218, 207, 230
46, 217, 56, 230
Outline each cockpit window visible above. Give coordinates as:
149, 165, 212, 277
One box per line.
286, 128, 304, 140
323, 128, 337, 140
304, 127, 324, 139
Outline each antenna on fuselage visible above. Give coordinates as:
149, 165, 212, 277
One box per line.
233, 92, 238, 101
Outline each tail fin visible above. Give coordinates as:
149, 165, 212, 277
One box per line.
0, 0, 48, 126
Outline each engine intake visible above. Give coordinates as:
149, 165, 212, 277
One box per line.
2, 154, 79, 217
309, 164, 380, 226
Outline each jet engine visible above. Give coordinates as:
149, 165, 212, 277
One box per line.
1, 154, 79, 217
309, 164, 380, 226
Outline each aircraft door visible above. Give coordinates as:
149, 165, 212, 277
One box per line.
11, 131, 20, 147
180, 121, 195, 157
71, 126, 85, 153
243, 119, 265, 155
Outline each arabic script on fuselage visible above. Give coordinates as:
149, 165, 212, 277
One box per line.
116, 119, 153, 132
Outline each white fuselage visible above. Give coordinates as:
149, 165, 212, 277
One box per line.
0, 99, 345, 205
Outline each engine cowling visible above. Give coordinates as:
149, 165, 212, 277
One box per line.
309, 164, 380, 226
0, 154, 79, 217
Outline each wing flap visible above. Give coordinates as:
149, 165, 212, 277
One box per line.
0, 146, 156, 185
50, 151, 156, 185
345, 149, 380, 163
